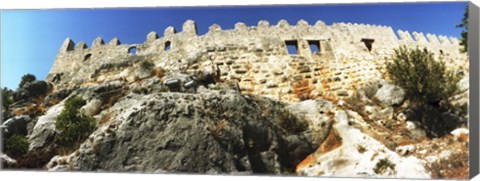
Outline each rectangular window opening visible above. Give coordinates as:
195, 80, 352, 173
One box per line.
165, 41, 171, 51
285, 40, 298, 55
308, 40, 320, 54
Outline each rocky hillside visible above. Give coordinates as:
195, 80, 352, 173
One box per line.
1, 47, 470, 179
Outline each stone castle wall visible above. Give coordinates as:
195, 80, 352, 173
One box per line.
47, 19, 468, 102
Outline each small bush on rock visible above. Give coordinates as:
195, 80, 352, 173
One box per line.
140, 61, 155, 71
55, 96, 96, 150
3, 134, 29, 158
373, 158, 396, 175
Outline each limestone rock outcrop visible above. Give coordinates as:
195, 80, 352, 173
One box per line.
46, 90, 320, 174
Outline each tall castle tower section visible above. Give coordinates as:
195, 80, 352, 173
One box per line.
47, 19, 468, 101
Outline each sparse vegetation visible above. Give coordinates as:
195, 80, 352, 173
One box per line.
373, 158, 396, 175
5, 150, 58, 169
2, 87, 14, 109
357, 145, 367, 153
140, 61, 155, 71
3, 134, 29, 158
55, 96, 96, 150
427, 152, 468, 179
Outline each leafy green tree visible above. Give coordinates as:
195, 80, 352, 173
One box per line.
18, 74, 36, 88
387, 46, 460, 107
456, 5, 468, 52
55, 96, 96, 149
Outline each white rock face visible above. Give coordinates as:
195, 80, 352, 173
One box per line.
406, 121, 416, 131
451, 127, 469, 140
0, 154, 17, 164
288, 100, 334, 145
374, 84, 405, 106
28, 102, 65, 151
297, 110, 430, 179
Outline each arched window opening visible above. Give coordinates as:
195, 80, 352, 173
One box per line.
128, 47, 137, 55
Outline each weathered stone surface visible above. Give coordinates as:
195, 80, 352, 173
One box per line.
52, 91, 317, 174
18, 19, 468, 178
29, 102, 64, 151
81, 98, 103, 116
1, 115, 32, 137
374, 83, 405, 106
46, 20, 467, 103
287, 99, 334, 146
297, 110, 430, 178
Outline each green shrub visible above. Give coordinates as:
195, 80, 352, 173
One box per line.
387, 46, 460, 107
18, 73, 36, 88
140, 61, 154, 71
3, 134, 29, 158
373, 158, 396, 175
2, 87, 14, 109
55, 96, 96, 150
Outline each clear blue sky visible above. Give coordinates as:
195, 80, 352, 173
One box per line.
0, 2, 467, 90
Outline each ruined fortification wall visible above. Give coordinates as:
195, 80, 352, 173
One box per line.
47, 19, 468, 102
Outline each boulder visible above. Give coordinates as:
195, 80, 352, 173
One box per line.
81, 98, 103, 116
1, 115, 31, 137
28, 102, 64, 151
288, 99, 334, 146
374, 83, 405, 106
0, 153, 17, 165
451, 128, 469, 141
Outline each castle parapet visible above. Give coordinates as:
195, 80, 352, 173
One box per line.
59, 38, 75, 52
109, 37, 121, 46
412, 32, 428, 44
182, 19, 198, 36
234, 22, 247, 31
164, 26, 177, 37
146, 31, 159, 44
92, 37, 105, 48
208, 24, 222, 33
277, 19, 290, 28
397, 30, 414, 42
426, 33, 440, 45
76, 41, 88, 50
258, 20, 270, 30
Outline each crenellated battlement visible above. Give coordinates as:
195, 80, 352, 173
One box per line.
55, 19, 463, 55
48, 19, 468, 101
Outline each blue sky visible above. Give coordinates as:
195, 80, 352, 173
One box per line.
0, 2, 468, 89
